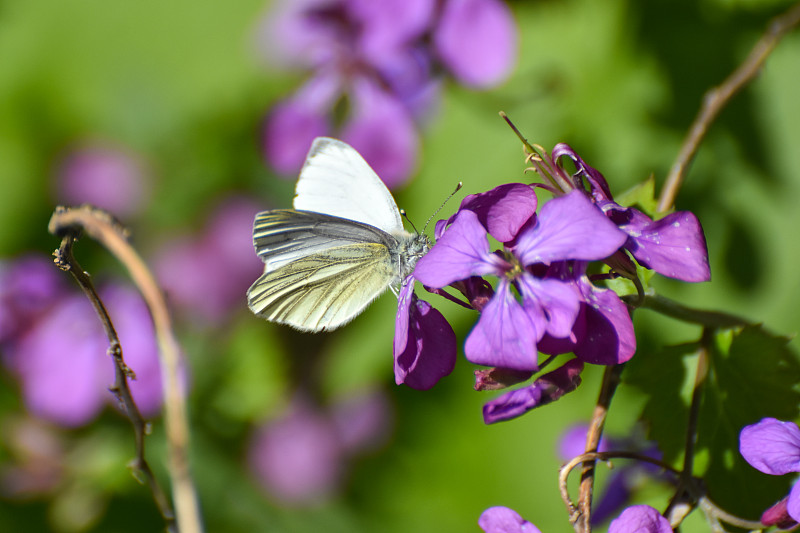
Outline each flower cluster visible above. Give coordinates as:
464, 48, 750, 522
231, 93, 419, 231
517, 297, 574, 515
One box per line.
259, 0, 517, 187
0, 255, 164, 427
399, 143, 710, 421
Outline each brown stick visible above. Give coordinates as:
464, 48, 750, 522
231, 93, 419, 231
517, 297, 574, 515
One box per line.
657, 2, 800, 213
49, 205, 203, 533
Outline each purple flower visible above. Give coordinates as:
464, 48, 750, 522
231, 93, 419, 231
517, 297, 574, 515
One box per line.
608, 505, 671, 533
740, 417, 800, 523
393, 276, 457, 390
55, 144, 149, 219
551, 143, 711, 283
258, 0, 518, 186
415, 189, 627, 371
478, 506, 541, 533
248, 399, 344, 505
8, 284, 163, 427
155, 196, 264, 323
482, 359, 583, 424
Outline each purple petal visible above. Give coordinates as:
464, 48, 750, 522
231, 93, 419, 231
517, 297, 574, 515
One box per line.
350, 0, 435, 63
592, 470, 633, 525
465, 279, 540, 371
552, 143, 613, 201
456, 183, 538, 243
514, 191, 627, 266
12, 294, 107, 427
414, 210, 507, 288
478, 506, 541, 533
340, 78, 419, 188
482, 359, 583, 424
262, 74, 338, 175
740, 418, 800, 476
558, 424, 613, 462
56, 145, 149, 219
434, 0, 517, 88
517, 274, 580, 339
786, 483, 800, 525
394, 278, 457, 390
248, 400, 343, 505
375, 46, 441, 120
608, 505, 671, 533
608, 206, 711, 283
255, 0, 341, 69
573, 281, 636, 365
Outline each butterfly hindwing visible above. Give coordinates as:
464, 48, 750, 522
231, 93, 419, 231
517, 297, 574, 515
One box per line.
247, 242, 396, 331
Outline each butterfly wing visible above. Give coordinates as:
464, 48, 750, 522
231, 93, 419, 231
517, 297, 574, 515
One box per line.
293, 137, 404, 234
247, 209, 400, 331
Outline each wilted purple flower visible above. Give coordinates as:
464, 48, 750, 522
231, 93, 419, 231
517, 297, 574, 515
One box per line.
740, 417, 800, 524
56, 144, 149, 219
482, 359, 583, 424
608, 505, 671, 533
8, 284, 163, 427
478, 506, 541, 533
550, 143, 710, 283
393, 277, 456, 390
155, 196, 264, 323
415, 189, 627, 371
258, 0, 517, 186
249, 400, 344, 505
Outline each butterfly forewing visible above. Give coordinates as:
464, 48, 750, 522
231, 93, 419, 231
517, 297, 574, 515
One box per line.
293, 138, 404, 234
247, 243, 396, 331
253, 210, 398, 273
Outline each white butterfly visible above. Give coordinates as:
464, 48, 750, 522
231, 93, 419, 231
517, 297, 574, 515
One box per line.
247, 137, 429, 332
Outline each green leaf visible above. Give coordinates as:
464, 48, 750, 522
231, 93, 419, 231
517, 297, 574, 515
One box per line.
697, 325, 800, 517
626, 325, 800, 519
614, 175, 659, 216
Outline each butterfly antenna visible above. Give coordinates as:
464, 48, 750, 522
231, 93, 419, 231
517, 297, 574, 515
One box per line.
423, 182, 463, 233
400, 209, 419, 233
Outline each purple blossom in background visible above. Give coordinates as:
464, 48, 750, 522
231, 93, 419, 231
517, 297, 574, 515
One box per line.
155, 196, 264, 324
558, 423, 665, 525
249, 399, 344, 506
740, 417, 800, 525
55, 144, 149, 219
393, 276, 456, 390
415, 190, 627, 371
478, 506, 541, 533
608, 505, 671, 533
330, 388, 393, 454
6, 282, 163, 427
0, 255, 65, 345
258, 0, 517, 187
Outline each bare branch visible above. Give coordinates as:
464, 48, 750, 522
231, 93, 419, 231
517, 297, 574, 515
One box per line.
657, 2, 800, 213
49, 205, 203, 533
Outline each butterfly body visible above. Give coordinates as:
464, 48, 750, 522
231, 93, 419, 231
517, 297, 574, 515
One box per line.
247, 138, 428, 332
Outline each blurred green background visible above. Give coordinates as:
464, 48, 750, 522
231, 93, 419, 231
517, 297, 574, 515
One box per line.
1, 0, 799, 531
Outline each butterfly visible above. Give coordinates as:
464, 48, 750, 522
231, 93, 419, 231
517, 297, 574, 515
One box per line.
247, 137, 430, 332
